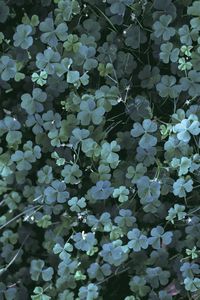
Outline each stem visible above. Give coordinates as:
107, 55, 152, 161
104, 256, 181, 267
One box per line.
0, 234, 30, 275
0, 205, 42, 230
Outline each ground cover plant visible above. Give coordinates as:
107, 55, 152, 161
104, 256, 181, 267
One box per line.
0, 0, 200, 299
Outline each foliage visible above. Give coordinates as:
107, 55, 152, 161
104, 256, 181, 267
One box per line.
1, 0, 200, 299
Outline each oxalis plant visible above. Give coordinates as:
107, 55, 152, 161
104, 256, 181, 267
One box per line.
0, 0, 200, 299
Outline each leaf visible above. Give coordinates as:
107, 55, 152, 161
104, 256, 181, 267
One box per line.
13, 24, 33, 49
166, 204, 186, 224
124, 25, 147, 49
67, 70, 80, 83
0, 56, 17, 81
173, 177, 193, 198
153, 15, 175, 41
148, 226, 173, 249
127, 228, 148, 252
90, 180, 114, 200
156, 75, 181, 98
113, 186, 129, 202
41, 267, 54, 281
160, 42, 179, 63
188, 1, 200, 17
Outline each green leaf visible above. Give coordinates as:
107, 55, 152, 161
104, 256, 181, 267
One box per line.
67, 70, 79, 83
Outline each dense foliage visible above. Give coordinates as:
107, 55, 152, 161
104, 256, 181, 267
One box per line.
0, 0, 200, 299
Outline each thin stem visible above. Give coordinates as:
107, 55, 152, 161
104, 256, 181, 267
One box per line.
0, 234, 30, 275
0, 205, 42, 230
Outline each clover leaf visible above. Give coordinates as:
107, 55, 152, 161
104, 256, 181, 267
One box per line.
113, 186, 129, 202
90, 180, 114, 200
55, 0, 80, 22
4, 191, 21, 210
166, 204, 186, 224
114, 209, 136, 231
148, 226, 173, 249
39, 17, 68, 47
13, 24, 33, 49
32, 71, 48, 86
180, 263, 200, 292
108, 0, 133, 16
95, 85, 119, 112
77, 98, 105, 125
156, 75, 181, 98
69, 128, 90, 150
136, 146, 157, 167
55, 58, 73, 77
36, 215, 52, 229
44, 180, 69, 204
67, 70, 80, 83
187, 1, 200, 17
129, 276, 150, 297
36, 48, 61, 75
81, 137, 100, 158
178, 25, 198, 45
146, 267, 170, 288
173, 115, 200, 142
90, 164, 111, 182
72, 232, 97, 252
0, 56, 17, 81
0, 0, 9, 23
22, 13, 39, 27
68, 197, 86, 213
0, 152, 13, 177
87, 212, 113, 233
126, 163, 147, 184
53, 242, 73, 261
131, 119, 157, 149
77, 45, 98, 71
0, 116, 22, 146
127, 228, 148, 252
138, 65, 161, 89
124, 25, 147, 49
173, 177, 193, 198
11, 141, 41, 171
87, 263, 111, 281
99, 240, 129, 266
184, 277, 200, 292
100, 141, 120, 168
180, 262, 200, 279
63, 34, 81, 52
153, 15, 175, 41
26, 114, 44, 134
31, 287, 51, 300
160, 42, 179, 63
137, 176, 161, 204
178, 57, 193, 71
21, 88, 47, 114
78, 283, 99, 300
61, 163, 82, 184
180, 70, 200, 97
30, 259, 54, 282
171, 157, 192, 176
126, 96, 152, 122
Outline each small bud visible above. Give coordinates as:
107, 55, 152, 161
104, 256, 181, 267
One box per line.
131, 13, 136, 21
185, 100, 190, 105
82, 231, 87, 240
117, 97, 123, 103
